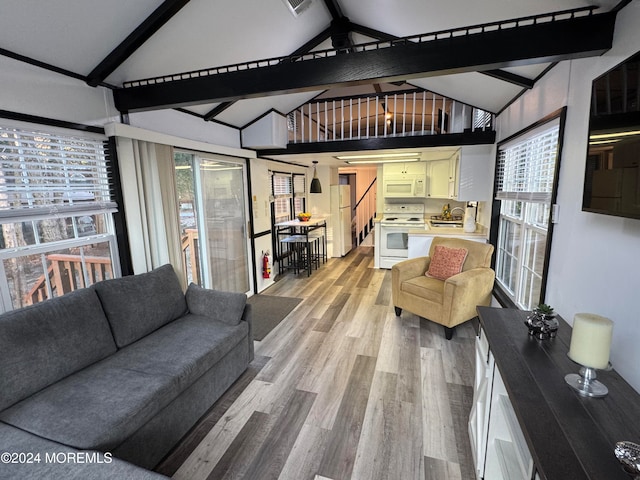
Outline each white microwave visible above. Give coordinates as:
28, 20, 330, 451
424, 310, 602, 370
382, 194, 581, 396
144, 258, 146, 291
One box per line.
383, 175, 426, 198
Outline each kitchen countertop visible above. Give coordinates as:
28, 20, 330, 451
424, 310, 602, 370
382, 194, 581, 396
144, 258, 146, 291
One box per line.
408, 223, 488, 237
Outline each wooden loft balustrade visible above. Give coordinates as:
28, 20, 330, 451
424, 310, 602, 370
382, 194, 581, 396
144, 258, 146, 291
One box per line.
24, 254, 113, 306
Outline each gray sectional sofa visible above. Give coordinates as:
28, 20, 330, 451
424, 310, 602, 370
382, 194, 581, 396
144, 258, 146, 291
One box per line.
0, 264, 253, 479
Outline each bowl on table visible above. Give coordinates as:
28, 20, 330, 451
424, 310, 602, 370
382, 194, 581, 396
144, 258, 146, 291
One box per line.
297, 213, 312, 222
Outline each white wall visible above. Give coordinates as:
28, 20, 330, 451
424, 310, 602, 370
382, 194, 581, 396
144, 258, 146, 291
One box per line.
129, 110, 241, 149
0, 56, 118, 126
250, 158, 312, 292
496, 0, 640, 392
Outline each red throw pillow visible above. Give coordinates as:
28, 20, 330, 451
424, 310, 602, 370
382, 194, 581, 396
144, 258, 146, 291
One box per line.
426, 245, 468, 280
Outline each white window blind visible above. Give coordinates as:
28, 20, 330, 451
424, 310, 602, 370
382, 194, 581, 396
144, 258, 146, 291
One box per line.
496, 123, 559, 203
293, 174, 306, 195
271, 172, 292, 221
0, 125, 116, 219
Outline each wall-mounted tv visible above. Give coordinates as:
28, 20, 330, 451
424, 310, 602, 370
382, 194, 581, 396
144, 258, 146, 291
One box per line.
583, 50, 640, 220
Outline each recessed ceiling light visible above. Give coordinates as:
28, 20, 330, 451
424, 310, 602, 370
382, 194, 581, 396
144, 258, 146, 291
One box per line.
590, 130, 640, 140
344, 158, 421, 164
335, 152, 421, 160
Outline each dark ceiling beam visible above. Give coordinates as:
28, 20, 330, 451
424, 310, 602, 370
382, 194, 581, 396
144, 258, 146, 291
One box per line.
86, 0, 191, 87
323, 0, 345, 20
259, 130, 496, 157
481, 69, 535, 89
203, 26, 335, 122
114, 12, 616, 113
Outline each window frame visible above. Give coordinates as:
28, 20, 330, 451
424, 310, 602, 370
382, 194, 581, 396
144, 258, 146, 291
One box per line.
490, 107, 567, 309
0, 123, 120, 312
269, 170, 307, 261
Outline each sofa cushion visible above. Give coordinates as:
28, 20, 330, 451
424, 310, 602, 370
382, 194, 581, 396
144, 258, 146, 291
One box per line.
0, 422, 168, 480
0, 288, 116, 412
93, 264, 187, 348
0, 315, 249, 452
186, 283, 247, 326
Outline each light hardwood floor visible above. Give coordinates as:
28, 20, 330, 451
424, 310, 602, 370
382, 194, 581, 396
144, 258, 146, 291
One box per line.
158, 246, 476, 480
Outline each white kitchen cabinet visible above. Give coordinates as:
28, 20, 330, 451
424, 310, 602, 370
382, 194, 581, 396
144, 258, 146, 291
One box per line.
427, 146, 492, 201
383, 161, 426, 177
426, 158, 451, 199
407, 234, 487, 258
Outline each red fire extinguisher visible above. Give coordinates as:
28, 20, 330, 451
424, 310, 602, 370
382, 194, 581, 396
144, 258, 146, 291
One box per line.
262, 251, 271, 279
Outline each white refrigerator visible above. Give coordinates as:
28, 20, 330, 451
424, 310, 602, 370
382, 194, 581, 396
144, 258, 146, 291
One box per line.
330, 184, 352, 257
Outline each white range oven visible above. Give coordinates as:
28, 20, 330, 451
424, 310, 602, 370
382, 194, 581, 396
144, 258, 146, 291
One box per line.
379, 203, 425, 269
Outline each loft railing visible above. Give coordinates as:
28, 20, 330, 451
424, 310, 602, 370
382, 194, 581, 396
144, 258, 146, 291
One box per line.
287, 91, 493, 144
122, 7, 596, 89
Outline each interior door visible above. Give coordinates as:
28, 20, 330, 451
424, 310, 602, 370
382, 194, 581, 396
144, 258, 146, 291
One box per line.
194, 155, 252, 294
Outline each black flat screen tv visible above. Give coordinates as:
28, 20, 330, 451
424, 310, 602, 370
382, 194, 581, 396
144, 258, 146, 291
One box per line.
583, 50, 640, 220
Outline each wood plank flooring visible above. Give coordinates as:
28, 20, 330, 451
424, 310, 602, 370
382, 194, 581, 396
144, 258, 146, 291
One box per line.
157, 246, 476, 480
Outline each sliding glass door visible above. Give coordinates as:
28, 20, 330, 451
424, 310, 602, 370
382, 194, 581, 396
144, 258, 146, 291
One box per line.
175, 152, 252, 294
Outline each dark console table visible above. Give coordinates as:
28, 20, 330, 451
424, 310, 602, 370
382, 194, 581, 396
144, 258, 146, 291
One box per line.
474, 306, 640, 480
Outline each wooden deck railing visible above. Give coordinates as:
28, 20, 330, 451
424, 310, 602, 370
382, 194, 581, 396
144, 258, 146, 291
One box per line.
24, 254, 113, 306
182, 228, 200, 285
24, 229, 201, 306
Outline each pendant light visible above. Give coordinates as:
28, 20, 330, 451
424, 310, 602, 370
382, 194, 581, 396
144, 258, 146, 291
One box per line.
310, 160, 322, 193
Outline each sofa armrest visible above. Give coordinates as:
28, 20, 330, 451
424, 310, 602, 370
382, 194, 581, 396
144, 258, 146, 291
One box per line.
186, 283, 247, 326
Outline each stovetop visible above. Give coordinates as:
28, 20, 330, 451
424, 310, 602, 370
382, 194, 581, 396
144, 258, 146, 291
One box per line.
381, 204, 426, 225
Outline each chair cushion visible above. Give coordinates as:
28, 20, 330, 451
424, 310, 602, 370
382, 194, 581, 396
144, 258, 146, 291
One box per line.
0, 314, 248, 452
93, 264, 187, 348
0, 288, 116, 412
402, 276, 445, 303
426, 245, 468, 280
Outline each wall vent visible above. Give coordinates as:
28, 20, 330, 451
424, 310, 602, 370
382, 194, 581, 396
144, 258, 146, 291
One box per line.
282, 0, 313, 17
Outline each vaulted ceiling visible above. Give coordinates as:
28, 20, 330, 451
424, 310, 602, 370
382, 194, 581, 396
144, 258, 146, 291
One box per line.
0, 0, 624, 132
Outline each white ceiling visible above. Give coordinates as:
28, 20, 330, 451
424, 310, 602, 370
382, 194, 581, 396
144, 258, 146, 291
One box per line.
0, 0, 622, 165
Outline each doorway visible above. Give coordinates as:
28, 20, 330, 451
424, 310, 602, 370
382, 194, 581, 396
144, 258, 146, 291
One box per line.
175, 152, 253, 294
339, 173, 357, 247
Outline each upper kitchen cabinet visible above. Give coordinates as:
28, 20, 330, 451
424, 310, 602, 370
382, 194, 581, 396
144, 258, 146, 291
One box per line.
382, 162, 428, 198
427, 158, 452, 198
427, 146, 493, 201
383, 161, 427, 177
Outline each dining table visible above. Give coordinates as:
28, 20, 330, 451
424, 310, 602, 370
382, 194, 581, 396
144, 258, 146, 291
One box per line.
274, 216, 327, 276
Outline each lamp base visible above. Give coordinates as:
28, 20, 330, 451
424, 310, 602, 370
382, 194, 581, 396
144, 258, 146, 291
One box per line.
564, 366, 608, 397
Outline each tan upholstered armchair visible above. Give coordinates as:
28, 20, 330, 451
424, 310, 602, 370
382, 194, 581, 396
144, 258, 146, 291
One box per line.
392, 237, 495, 340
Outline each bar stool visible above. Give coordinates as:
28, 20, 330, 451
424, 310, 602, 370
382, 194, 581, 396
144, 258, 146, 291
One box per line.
307, 229, 326, 266
280, 235, 314, 276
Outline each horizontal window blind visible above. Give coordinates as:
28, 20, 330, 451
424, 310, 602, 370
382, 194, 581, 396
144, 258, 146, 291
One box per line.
496, 124, 559, 203
272, 172, 292, 196
293, 173, 306, 196
0, 125, 116, 219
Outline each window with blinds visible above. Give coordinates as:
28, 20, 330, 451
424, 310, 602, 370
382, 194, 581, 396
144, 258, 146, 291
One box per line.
494, 116, 562, 310
271, 171, 307, 223
272, 172, 292, 224
293, 173, 306, 215
0, 124, 119, 312
0, 126, 116, 217
495, 124, 559, 203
